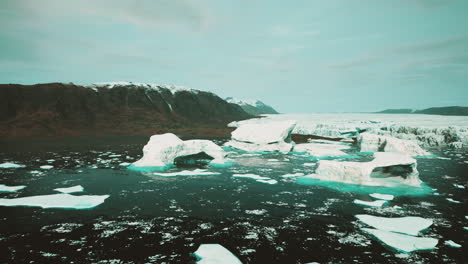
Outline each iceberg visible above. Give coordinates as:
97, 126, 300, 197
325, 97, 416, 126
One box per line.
0, 162, 25, 169
357, 133, 429, 156
0, 184, 26, 192
293, 143, 350, 157
0, 193, 109, 209
225, 121, 296, 152
131, 133, 228, 169
356, 215, 433, 236
54, 185, 84, 194
194, 244, 242, 264
362, 228, 438, 253
153, 169, 221, 177
354, 199, 387, 207
303, 152, 421, 187
369, 193, 394, 200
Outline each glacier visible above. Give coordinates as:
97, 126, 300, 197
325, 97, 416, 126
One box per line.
193, 244, 243, 264
0, 193, 109, 209
225, 120, 296, 152
131, 133, 228, 170
228, 113, 468, 148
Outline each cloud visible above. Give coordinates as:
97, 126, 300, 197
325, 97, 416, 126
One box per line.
6, 0, 218, 32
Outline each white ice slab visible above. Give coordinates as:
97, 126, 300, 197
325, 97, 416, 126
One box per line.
54, 185, 84, 194
233, 174, 277, 184
356, 215, 433, 236
444, 240, 461, 248
194, 244, 242, 264
446, 198, 462, 204
0, 193, 109, 209
40, 165, 54, 169
354, 199, 387, 207
256, 179, 278, 184
0, 162, 25, 169
0, 184, 26, 192
362, 228, 438, 253
153, 169, 221, 177
281, 172, 305, 178
370, 193, 394, 201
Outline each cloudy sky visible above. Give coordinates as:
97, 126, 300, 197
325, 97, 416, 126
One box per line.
1, 0, 467, 112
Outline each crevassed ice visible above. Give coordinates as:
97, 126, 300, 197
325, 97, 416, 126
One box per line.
194, 244, 243, 264
0, 193, 109, 209
356, 215, 433, 236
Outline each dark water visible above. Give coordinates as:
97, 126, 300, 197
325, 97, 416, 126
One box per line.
0, 135, 467, 263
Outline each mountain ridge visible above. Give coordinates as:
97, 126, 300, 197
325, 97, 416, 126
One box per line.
377, 106, 468, 116
225, 97, 279, 115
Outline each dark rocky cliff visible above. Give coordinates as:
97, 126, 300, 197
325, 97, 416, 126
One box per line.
0, 83, 252, 137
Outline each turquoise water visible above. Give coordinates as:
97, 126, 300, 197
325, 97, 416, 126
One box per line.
0, 136, 466, 263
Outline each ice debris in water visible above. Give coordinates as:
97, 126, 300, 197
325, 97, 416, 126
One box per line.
0, 194, 109, 209
354, 199, 387, 207
54, 185, 84, 194
40, 165, 54, 170
444, 240, 462, 248
153, 169, 221, 177
369, 193, 394, 200
232, 174, 278, 184
131, 133, 228, 169
362, 228, 438, 253
0, 184, 26, 192
194, 244, 242, 264
356, 215, 433, 236
453, 184, 465, 189
119, 162, 131, 166
446, 198, 462, 204
225, 120, 297, 152
0, 162, 25, 169
281, 172, 305, 178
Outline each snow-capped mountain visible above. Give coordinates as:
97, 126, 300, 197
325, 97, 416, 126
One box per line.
225, 97, 279, 115
0, 82, 252, 137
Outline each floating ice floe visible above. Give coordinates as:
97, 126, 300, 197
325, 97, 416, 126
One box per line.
0, 184, 26, 192
354, 199, 387, 207
444, 240, 462, 248
119, 162, 131, 166
281, 172, 305, 178
370, 193, 394, 200
303, 152, 421, 187
233, 174, 278, 184
225, 120, 296, 152
446, 198, 462, 204
293, 143, 350, 157
453, 184, 465, 189
0, 193, 109, 209
0, 162, 25, 169
153, 169, 221, 177
54, 185, 84, 194
356, 215, 433, 236
131, 133, 228, 170
194, 244, 242, 264
40, 165, 54, 170
362, 228, 438, 253
358, 133, 429, 156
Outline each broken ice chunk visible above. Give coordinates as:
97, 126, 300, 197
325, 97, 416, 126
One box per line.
362, 228, 438, 253
153, 169, 221, 177
0, 194, 109, 209
40, 165, 54, 170
0, 184, 26, 192
369, 193, 394, 200
194, 244, 242, 264
444, 240, 461, 248
446, 198, 461, 204
354, 199, 387, 207
233, 174, 277, 184
0, 162, 25, 169
356, 215, 433, 236
54, 185, 84, 194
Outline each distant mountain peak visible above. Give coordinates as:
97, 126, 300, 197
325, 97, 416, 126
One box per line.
225, 97, 279, 115
85, 82, 202, 94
